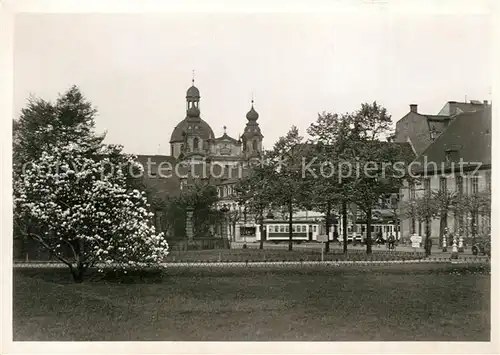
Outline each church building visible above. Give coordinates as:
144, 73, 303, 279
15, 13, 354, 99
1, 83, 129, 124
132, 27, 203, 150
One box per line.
134, 79, 265, 243
168, 79, 264, 166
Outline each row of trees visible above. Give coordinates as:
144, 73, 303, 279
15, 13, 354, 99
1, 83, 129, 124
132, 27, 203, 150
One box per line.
401, 185, 491, 247
235, 103, 410, 254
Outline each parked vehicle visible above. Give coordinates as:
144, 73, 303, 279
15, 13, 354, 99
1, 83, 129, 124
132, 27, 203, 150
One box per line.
472, 238, 491, 257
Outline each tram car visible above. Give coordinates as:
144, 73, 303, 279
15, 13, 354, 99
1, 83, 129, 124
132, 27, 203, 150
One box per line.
263, 222, 321, 242
259, 220, 398, 244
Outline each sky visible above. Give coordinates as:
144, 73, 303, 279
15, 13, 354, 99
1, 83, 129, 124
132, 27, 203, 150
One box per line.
14, 12, 492, 155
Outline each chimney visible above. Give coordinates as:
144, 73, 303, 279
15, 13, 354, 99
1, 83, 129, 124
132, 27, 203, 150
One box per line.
409, 104, 418, 113
484, 100, 488, 105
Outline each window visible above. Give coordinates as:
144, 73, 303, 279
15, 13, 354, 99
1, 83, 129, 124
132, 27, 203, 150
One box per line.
456, 176, 463, 195
486, 171, 491, 191
292, 225, 296, 232
411, 217, 416, 234
285, 226, 289, 233
472, 175, 479, 194
423, 178, 431, 197
302, 225, 307, 232
280, 225, 285, 232
193, 137, 199, 150
313, 226, 317, 232
409, 182, 416, 199
439, 177, 447, 192
252, 140, 258, 151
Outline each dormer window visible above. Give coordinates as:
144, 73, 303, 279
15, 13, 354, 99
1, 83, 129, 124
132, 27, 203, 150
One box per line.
444, 145, 461, 163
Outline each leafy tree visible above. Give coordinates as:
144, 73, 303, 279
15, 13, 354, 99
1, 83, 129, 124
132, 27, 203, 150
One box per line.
164, 182, 220, 239
454, 190, 491, 242
13, 87, 168, 282
235, 155, 276, 249
342, 102, 404, 254
401, 190, 439, 255
307, 112, 354, 253
267, 126, 309, 251
432, 188, 457, 246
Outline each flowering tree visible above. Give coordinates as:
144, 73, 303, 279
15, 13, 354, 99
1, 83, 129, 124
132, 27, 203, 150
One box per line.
13, 86, 168, 282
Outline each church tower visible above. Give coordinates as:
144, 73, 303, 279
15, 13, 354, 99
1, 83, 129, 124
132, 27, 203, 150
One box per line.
241, 99, 263, 160
169, 79, 215, 160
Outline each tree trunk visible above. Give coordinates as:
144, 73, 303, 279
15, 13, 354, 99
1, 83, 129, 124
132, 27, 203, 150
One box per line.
342, 200, 348, 254
439, 210, 447, 246
365, 207, 373, 254
425, 215, 431, 256
69, 264, 85, 283
324, 201, 332, 253
288, 200, 293, 251
259, 208, 265, 250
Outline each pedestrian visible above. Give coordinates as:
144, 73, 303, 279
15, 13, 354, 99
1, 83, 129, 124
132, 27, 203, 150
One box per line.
425, 237, 433, 256
388, 233, 395, 251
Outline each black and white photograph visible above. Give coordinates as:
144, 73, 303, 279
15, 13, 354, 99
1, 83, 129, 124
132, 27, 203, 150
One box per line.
2, 0, 497, 353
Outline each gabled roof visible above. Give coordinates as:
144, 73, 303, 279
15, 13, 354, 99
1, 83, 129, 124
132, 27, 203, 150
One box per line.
411, 107, 491, 174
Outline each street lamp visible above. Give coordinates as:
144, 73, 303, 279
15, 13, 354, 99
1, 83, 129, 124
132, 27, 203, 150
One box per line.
220, 203, 229, 248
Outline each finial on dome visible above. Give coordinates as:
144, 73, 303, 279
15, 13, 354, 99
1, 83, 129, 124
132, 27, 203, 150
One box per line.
223, 125, 227, 134
192, 69, 195, 85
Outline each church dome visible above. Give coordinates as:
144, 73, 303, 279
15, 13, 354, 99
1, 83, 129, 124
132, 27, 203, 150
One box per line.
186, 85, 200, 99
169, 118, 215, 143
246, 105, 259, 120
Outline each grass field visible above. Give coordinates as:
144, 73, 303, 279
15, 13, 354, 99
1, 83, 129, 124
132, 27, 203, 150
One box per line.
13, 264, 490, 341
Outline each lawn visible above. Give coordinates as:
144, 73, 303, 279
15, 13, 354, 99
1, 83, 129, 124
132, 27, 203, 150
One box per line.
13, 264, 490, 341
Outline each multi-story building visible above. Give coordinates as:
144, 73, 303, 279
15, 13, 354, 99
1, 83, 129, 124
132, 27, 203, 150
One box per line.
399, 106, 491, 245
394, 100, 489, 156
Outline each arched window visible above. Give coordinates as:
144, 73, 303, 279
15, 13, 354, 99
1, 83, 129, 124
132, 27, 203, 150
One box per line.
193, 137, 199, 150
252, 140, 258, 151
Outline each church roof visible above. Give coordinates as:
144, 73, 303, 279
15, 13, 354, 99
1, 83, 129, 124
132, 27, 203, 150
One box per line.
169, 118, 215, 143
246, 105, 259, 120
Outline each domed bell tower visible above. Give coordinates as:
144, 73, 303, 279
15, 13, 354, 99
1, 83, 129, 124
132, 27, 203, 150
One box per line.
242, 99, 263, 159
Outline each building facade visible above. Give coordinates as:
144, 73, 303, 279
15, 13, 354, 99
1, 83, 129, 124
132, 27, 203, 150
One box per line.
398, 106, 492, 245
